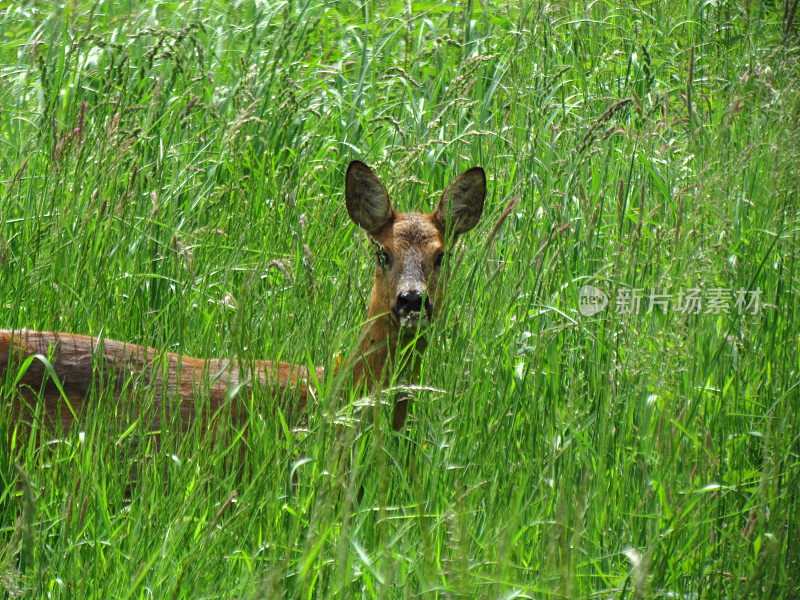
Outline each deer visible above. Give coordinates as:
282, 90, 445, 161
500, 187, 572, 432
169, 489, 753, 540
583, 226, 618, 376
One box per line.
0, 160, 486, 437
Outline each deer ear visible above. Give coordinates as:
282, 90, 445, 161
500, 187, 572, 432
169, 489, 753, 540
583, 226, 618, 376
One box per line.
345, 161, 395, 233
433, 166, 486, 237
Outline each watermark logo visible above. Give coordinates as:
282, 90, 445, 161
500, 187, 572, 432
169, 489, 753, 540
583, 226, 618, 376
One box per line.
577, 285, 762, 316
578, 285, 609, 316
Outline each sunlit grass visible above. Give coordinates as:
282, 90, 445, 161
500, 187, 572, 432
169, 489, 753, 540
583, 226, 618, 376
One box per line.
1, 1, 798, 598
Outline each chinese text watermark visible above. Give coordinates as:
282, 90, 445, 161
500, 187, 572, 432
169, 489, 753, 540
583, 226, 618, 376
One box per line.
578, 285, 761, 317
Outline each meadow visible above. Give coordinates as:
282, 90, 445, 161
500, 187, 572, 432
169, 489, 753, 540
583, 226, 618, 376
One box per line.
1, 0, 799, 597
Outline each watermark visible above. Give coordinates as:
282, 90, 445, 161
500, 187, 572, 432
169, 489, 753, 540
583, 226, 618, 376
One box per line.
578, 285, 609, 316
578, 285, 761, 317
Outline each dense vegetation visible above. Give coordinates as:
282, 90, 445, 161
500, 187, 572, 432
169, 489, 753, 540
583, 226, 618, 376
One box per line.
1, 1, 798, 597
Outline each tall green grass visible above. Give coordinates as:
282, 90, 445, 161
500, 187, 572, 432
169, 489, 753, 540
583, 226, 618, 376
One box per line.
1, 1, 798, 597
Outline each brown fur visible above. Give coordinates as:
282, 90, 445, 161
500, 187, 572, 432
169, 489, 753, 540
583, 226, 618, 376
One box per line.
0, 329, 320, 431
1, 161, 485, 434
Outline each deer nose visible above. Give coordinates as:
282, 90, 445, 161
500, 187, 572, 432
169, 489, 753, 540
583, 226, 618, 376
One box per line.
394, 291, 433, 324
396, 290, 423, 315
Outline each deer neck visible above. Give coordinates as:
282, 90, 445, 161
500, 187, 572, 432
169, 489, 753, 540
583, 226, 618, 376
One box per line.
350, 291, 428, 392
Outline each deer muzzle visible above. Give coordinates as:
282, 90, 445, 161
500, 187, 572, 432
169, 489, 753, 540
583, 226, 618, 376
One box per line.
393, 289, 433, 327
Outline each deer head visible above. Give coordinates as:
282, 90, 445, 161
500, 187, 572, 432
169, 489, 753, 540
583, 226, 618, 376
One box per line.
345, 160, 486, 407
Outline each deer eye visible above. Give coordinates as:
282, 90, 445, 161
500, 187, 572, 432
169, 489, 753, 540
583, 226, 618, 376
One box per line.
434, 250, 445, 269
376, 248, 392, 269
